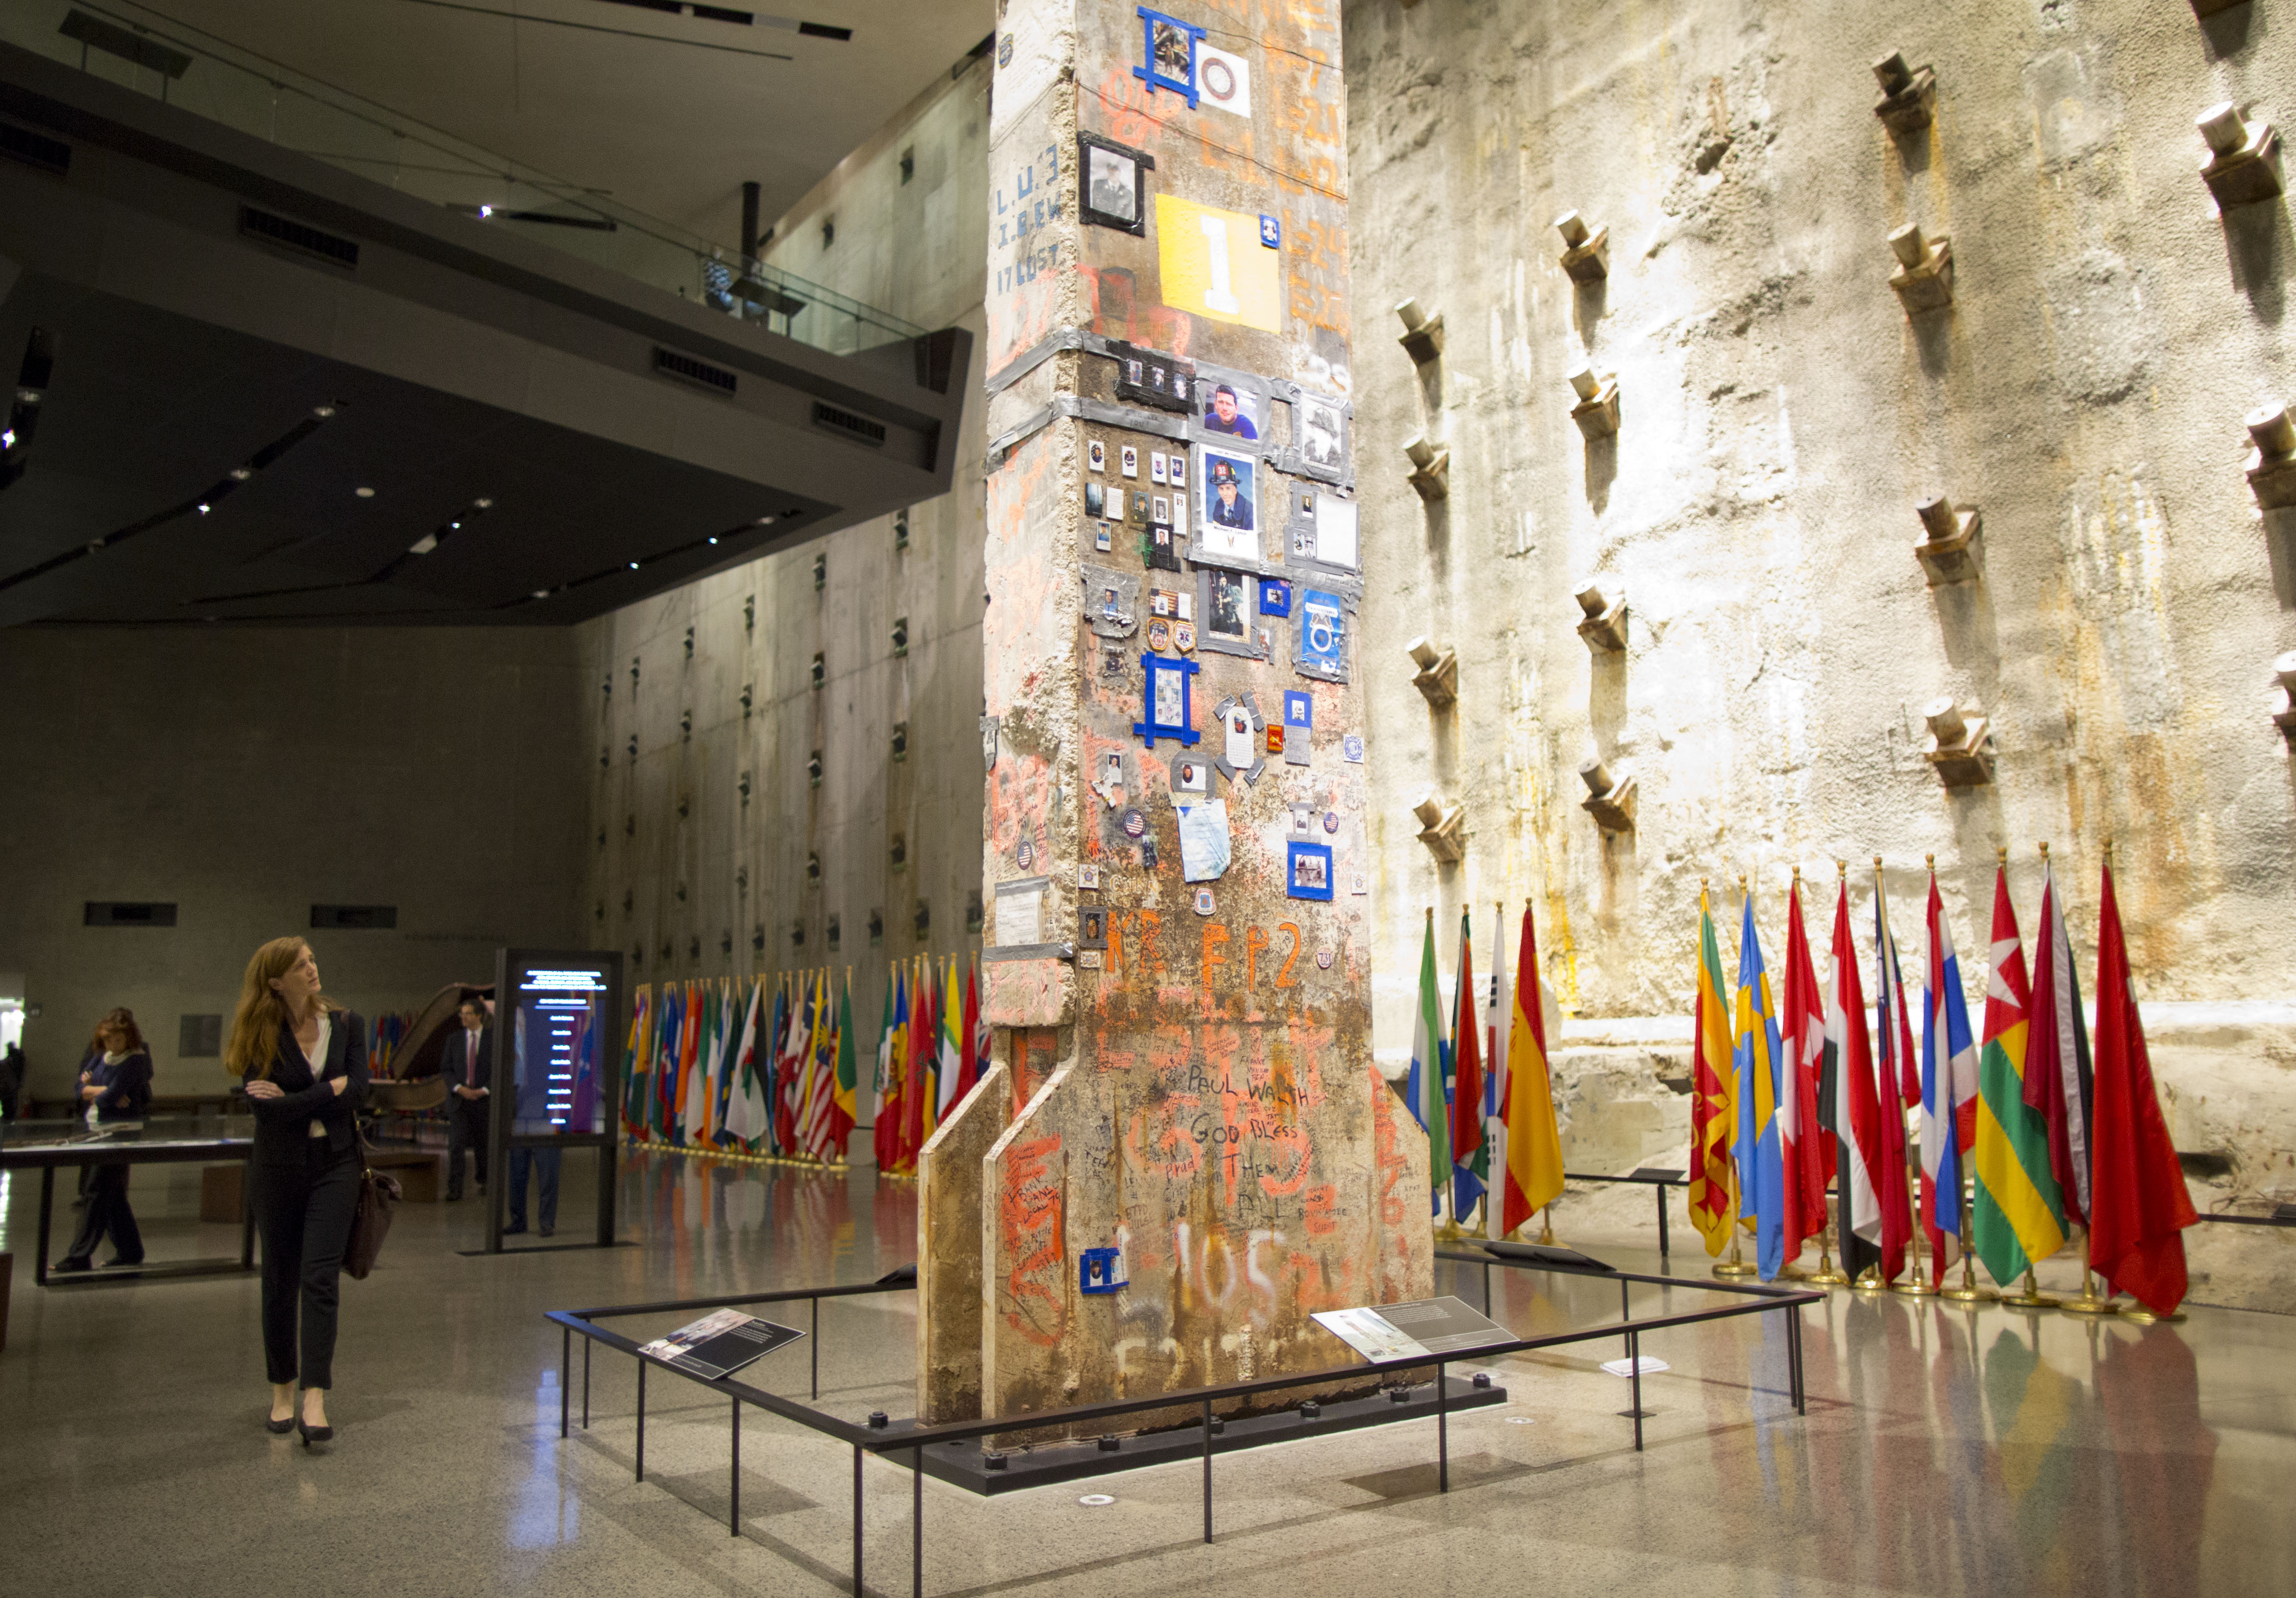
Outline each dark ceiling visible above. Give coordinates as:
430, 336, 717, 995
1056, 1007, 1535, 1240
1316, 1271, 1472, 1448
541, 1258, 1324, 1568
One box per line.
0, 272, 825, 625
0, 37, 968, 627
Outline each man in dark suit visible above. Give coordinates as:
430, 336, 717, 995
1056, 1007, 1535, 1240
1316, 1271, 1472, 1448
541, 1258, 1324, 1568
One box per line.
443, 997, 492, 1201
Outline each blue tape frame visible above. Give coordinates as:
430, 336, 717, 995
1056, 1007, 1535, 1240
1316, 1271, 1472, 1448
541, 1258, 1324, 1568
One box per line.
1135, 652, 1201, 748
1287, 840, 1335, 902
1133, 7, 1205, 109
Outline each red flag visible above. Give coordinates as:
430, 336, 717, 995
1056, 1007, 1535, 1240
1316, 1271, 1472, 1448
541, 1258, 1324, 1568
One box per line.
1451, 911, 1485, 1175
1872, 867, 1918, 1279
955, 960, 982, 1104
1823, 877, 1890, 1281
1778, 876, 1831, 1260
2088, 860, 2196, 1315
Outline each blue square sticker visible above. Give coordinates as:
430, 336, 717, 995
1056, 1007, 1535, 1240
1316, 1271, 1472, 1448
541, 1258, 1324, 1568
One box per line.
1286, 840, 1334, 901
1258, 578, 1291, 617
1284, 691, 1312, 730
1259, 213, 1281, 249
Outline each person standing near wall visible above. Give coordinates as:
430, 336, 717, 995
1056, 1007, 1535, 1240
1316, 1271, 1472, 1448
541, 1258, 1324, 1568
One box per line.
228, 937, 367, 1448
53, 1008, 153, 1271
443, 997, 492, 1202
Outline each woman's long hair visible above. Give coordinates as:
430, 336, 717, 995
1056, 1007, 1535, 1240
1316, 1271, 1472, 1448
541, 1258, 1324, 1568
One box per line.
224, 937, 338, 1080
86, 1007, 146, 1058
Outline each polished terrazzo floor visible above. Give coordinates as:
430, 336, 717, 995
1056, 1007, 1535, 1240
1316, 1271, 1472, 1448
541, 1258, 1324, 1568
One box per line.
2, 1130, 2288, 1598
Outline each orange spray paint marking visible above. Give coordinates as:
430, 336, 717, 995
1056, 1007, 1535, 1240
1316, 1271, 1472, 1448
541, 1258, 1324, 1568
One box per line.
1244, 925, 1269, 987
1000, 1133, 1066, 1347
1201, 922, 1231, 985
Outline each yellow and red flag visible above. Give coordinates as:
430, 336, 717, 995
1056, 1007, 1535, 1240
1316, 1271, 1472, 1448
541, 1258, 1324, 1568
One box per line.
1499, 902, 1564, 1235
1687, 884, 1738, 1254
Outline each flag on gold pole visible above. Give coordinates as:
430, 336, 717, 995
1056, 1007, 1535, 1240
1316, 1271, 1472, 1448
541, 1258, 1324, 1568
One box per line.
1499, 901, 1563, 1236
1687, 882, 1738, 1256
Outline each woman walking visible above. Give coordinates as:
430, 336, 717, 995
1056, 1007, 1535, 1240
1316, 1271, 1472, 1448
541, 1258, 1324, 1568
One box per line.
226, 937, 367, 1447
55, 1008, 153, 1271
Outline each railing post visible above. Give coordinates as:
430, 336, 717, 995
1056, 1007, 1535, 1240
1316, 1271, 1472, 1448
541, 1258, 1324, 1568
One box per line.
1201, 1398, 1213, 1543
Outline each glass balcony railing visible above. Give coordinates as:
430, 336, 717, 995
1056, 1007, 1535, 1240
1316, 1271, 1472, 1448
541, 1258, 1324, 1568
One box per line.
1, 0, 925, 355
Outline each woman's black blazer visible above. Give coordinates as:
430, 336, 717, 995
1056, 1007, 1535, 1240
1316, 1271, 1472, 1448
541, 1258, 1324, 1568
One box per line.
244, 1011, 368, 1167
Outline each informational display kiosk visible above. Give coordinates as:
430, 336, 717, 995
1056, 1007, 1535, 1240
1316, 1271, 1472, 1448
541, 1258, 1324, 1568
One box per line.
481, 948, 624, 1254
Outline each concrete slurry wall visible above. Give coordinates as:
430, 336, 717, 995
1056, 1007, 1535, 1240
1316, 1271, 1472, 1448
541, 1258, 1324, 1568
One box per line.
0, 626, 587, 1099
1340, 0, 2296, 1269
574, 58, 993, 1078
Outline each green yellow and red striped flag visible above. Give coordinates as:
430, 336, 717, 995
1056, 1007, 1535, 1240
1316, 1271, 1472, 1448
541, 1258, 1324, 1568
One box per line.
1972, 860, 2067, 1283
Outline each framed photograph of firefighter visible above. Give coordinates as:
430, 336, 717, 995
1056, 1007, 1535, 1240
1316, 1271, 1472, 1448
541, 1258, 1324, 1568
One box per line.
1078, 132, 1153, 235
1290, 389, 1351, 483
1190, 365, 1272, 447
1196, 564, 1261, 658
1194, 444, 1260, 562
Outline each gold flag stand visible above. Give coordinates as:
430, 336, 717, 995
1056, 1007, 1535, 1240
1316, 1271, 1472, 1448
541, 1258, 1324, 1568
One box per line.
2000, 1267, 2059, 1310
2058, 1235, 2118, 1317
1537, 1204, 1558, 1247
2120, 1300, 2186, 1325
1889, 1220, 1938, 1296
1939, 1183, 1999, 1303
1852, 1264, 1887, 1292
1808, 1208, 1851, 1287
1713, 1226, 1757, 1278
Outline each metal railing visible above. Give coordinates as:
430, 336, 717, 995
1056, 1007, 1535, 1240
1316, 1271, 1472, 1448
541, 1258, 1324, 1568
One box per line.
545, 1249, 1821, 1596
2, 1, 925, 355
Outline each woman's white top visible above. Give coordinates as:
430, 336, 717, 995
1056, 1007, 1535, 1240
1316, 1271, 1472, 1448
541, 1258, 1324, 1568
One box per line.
303, 1013, 333, 1137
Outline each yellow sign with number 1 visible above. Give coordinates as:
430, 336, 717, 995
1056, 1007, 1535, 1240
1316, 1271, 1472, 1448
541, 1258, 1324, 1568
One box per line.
1155, 194, 1282, 333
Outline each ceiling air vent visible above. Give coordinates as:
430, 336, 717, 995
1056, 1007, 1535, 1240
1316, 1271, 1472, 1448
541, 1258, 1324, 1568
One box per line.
653, 346, 739, 395
0, 121, 70, 176
811, 401, 887, 447
239, 205, 360, 269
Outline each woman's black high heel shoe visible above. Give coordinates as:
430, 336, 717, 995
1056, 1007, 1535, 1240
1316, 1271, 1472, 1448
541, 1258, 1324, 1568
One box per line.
265, 1414, 295, 1435
298, 1419, 334, 1447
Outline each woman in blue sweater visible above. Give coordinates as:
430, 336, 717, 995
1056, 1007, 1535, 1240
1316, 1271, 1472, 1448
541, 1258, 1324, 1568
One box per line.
55, 1008, 153, 1271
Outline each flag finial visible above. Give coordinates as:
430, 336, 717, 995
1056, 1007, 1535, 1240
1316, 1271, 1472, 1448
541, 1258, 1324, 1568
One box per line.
2104, 838, 2115, 868
1925, 853, 1935, 869
2039, 840, 2051, 860
1873, 854, 1883, 868
1792, 863, 1801, 883
1836, 859, 1847, 880
1997, 845, 2007, 864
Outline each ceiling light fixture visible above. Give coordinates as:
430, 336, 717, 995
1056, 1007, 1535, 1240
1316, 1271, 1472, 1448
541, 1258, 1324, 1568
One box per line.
355, 486, 375, 498
628, 561, 640, 570
229, 467, 253, 480
409, 533, 439, 555
1, 429, 14, 450
474, 497, 493, 508
756, 515, 775, 525
313, 405, 335, 418
196, 503, 210, 514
